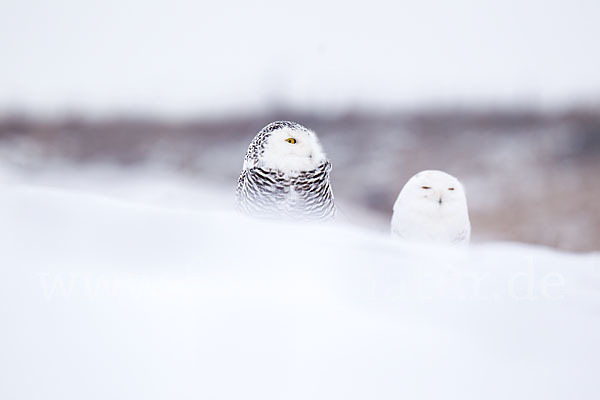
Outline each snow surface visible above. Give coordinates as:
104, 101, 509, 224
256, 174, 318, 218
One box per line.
1, 0, 600, 116
1, 164, 600, 399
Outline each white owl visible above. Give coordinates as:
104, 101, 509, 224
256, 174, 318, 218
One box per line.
391, 170, 471, 244
236, 121, 336, 221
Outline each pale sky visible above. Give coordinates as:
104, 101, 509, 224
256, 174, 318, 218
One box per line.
1, 0, 599, 116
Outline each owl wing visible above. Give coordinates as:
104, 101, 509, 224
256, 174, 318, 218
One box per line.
236, 167, 291, 218
452, 225, 471, 244
293, 161, 336, 221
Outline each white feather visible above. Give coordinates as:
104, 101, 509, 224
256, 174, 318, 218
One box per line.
258, 127, 326, 174
391, 170, 471, 244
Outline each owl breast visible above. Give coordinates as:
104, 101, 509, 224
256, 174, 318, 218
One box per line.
236, 162, 335, 222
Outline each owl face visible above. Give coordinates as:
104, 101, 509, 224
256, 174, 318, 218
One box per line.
398, 170, 467, 213
259, 125, 326, 173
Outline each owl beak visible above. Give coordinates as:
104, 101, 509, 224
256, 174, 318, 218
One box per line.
438, 197, 443, 205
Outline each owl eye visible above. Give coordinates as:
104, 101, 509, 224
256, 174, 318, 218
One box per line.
448, 187, 455, 191
421, 186, 431, 190
285, 138, 297, 144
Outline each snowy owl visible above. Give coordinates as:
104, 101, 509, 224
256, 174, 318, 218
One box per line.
236, 121, 336, 221
391, 170, 471, 244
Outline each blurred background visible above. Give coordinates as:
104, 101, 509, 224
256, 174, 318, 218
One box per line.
1, 0, 599, 252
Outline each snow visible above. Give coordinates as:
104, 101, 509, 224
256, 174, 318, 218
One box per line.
1, 0, 600, 116
1, 164, 600, 399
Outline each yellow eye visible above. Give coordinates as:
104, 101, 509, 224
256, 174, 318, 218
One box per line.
421, 186, 431, 190
448, 188, 455, 191
285, 138, 297, 144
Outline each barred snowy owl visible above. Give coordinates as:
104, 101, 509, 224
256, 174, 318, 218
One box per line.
236, 121, 336, 221
391, 170, 471, 244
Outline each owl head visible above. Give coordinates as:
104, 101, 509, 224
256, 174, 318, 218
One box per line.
244, 121, 327, 173
395, 170, 468, 216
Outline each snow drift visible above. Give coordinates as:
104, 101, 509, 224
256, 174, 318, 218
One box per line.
0, 165, 599, 399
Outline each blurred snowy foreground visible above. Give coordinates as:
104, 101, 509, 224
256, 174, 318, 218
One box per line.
1, 165, 600, 400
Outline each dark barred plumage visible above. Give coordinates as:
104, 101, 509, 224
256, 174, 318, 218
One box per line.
236, 121, 336, 222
